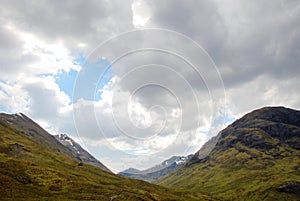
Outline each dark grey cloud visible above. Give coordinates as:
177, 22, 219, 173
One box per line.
148, 0, 300, 89
0, 0, 134, 53
149, 0, 226, 51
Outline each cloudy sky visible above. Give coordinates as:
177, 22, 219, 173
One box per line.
0, 0, 299, 172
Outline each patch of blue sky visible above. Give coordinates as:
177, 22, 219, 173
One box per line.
56, 69, 78, 102
0, 82, 8, 97
201, 113, 236, 137
0, 105, 9, 113
213, 114, 235, 125
73, 52, 86, 66
125, 149, 150, 156
94, 58, 113, 101
0, 81, 10, 113
212, 113, 235, 129
56, 53, 113, 103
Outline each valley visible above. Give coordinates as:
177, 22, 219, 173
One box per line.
0, 106, 299, 200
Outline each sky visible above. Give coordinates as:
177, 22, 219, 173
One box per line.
0, 0, 299, 173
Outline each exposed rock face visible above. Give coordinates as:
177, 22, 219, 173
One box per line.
276, 182, 300, 196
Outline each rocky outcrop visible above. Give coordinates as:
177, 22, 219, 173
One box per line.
276, 182, 300, 196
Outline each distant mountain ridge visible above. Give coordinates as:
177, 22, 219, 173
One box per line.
54, 134, 110, 172
119, 155, 193, 182
158, 106, 300, 200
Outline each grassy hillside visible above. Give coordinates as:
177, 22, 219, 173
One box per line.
158, 107, 300, 201
0, 112, 111, 172
0, 114, 213, 200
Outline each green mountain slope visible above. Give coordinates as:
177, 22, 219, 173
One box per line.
0, 113, 213, 200
0, 113, 111, 172
157, 107, 300, 201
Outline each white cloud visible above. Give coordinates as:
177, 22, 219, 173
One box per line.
132, 0, 152, 28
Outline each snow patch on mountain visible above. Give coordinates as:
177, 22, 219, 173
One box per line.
54, 134, 111, 172
119, 154, 193, 182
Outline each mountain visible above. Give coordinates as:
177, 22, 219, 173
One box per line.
0, 113, 109, 172
0, 113, 213, 200
158, 106, 300, 200
119, 155, 193, 182
54, 134, 110, 172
